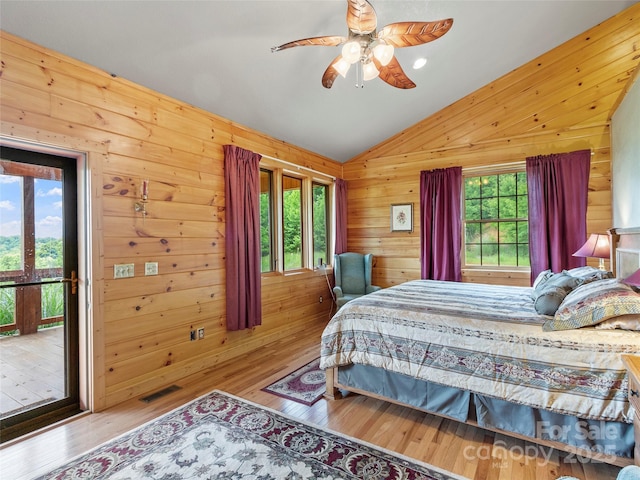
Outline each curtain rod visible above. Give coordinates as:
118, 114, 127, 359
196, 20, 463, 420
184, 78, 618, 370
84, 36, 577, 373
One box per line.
260, 153, 336, 180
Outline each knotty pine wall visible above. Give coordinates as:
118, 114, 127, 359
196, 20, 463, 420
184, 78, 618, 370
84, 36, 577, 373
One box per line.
0, 31, 341, 410
343, 4, 640, 288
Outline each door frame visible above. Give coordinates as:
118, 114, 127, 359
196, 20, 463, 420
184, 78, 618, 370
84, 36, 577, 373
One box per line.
0, 136, 94, 420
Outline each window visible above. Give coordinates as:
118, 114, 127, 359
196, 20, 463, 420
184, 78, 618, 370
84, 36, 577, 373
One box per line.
463, 170, 529, 267
282, 175, 302, 271
312, 183, 329, 267
259, 160, 332, 273
259, 169, 274, 272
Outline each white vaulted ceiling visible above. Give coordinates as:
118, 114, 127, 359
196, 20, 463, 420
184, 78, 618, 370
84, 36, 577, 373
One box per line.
1, 0, 635, 162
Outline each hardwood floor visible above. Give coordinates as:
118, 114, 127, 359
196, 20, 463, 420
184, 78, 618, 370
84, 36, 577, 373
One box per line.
0, 320, 624, 480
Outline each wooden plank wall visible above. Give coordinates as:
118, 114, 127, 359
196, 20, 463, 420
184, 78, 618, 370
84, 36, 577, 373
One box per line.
343, 4, 640, 288
0, 31, 342, 410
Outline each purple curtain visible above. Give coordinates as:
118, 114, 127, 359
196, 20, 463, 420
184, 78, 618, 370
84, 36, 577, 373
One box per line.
420, 167, 462, 281
334, 178, 348, 255
224, 145, 262, 331
526, 149, 591, 284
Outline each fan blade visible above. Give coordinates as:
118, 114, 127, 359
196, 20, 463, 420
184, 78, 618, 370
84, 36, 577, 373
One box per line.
377, 19, 453, 48
322, 55, 345, 89
374, 56, 416, 89
346, 0, 377, 34
271, 35, 346, 52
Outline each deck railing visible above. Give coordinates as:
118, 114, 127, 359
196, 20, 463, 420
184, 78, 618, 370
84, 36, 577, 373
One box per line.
0, 267, 64, 335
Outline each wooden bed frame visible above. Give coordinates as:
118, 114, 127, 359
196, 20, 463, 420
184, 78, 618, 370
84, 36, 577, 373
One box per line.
325, 226, 640, 467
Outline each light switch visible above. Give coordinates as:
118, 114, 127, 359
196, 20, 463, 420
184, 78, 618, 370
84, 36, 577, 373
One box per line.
114, 263, 134, 278
145, 262, 159, 276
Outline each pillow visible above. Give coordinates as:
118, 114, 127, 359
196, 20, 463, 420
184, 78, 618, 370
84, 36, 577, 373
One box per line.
533, 269, 553, 289
594, 315, 640, 331
543, 278, 640, 331
565, 266, 614, 284
532, 272, 583, 316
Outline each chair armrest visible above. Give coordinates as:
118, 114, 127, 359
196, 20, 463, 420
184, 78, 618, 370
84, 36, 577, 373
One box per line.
366, 285, 381, 294
333, 286, 344, 298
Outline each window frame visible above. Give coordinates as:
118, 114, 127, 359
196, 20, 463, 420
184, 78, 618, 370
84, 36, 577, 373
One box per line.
259, 157, 334, 275
462, 163, 530, 271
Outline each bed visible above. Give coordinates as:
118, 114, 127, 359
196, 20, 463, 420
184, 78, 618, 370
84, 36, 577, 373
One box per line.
320, 226, 640, 466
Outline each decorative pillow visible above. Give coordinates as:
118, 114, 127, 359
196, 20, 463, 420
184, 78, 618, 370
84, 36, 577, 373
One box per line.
532, 272, 583, 316
565, 266, 614, 284
533, 269, 553, 289
594, 315, 640, 331
543, 278, 640, 331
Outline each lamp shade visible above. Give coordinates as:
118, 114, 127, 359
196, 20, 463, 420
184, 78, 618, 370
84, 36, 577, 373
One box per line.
573, 233, 610, 259
624, 268, 640, 287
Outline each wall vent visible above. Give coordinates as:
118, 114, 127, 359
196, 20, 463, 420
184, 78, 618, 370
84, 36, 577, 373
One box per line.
139, 385, 182, 403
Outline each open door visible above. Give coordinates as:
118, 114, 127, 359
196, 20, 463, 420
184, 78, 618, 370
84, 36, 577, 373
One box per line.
0, 146, 82, 442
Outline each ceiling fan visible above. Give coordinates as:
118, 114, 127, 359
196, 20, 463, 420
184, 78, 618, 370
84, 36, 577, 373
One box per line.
271, 0, 453, 89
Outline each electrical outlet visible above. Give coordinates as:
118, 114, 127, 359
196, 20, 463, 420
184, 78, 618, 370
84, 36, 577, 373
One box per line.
319, 295, 323, 303
190, 330, 196, 341
145, 262, 158, 276
114, 263, 134, 278
197, 327, 205, 339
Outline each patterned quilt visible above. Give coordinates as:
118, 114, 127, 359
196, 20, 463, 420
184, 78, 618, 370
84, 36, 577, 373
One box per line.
320, 280, 640, 423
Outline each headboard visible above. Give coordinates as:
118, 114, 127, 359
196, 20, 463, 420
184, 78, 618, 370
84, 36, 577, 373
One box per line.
609, 226, 640, 279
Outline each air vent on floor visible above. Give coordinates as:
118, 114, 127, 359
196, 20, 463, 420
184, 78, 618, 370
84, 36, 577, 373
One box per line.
139, 385, 182, 403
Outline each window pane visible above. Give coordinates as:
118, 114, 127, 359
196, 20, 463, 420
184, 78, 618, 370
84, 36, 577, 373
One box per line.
481, 176, 497, 197
312, 183, 328, 267
466, 244, 481, 265
499, 244, 517, 266
517, 221, 529, 243
499, 221, 517, 243
518, 245, 531, 266
481, 197, 498, 219
465, 177, 481, 199
516, 172, 528, 195
499, 196, 516, 219
259, 170, 273, 272
282, 176, 302, 270
481, 222, 498, 243
465, 223, 480, 243
516, 193, 527, 217
465, 199, 481, 220
498, 173, 516, 196
481, 244, 498, 265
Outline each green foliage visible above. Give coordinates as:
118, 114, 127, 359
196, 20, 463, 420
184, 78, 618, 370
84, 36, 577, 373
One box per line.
0, 236, 63, 270
312, 184, 328, 266
283, 187, 302, 269
0, 286, 15, 327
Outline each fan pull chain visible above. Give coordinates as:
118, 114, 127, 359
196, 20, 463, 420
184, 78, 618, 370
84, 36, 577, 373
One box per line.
355, 61, 364, 88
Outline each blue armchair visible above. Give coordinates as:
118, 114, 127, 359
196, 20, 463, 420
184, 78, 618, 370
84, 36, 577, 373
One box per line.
333, 252, 381, 309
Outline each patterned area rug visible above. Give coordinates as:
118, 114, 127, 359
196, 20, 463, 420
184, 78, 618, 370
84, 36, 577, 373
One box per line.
262, 357, 326, 405
35, 390, 467, 480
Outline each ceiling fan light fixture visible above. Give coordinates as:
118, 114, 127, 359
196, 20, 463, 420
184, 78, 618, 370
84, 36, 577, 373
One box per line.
362, 61, 380, 81
333, 58, 351, 78
372, 42, 394, 66
342, 40, 361, 64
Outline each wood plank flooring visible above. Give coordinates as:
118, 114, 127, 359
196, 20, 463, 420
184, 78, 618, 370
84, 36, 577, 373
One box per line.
0, 320, 624, 480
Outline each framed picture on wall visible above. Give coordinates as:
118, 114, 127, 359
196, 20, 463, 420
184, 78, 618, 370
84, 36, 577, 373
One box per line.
390, 203, 413, 232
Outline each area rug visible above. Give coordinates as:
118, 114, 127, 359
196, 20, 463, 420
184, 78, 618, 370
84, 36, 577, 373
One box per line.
262, 357, 326, 405
35, 390, 468, 480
